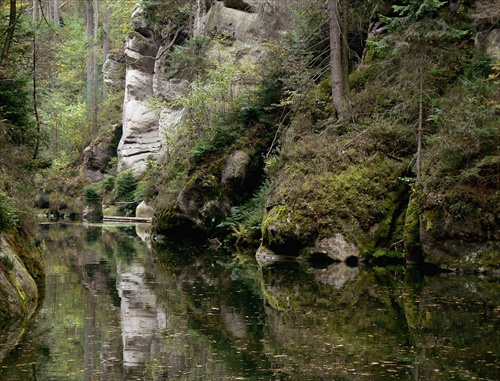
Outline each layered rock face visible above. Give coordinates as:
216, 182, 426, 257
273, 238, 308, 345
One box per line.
117, 10, 160, 173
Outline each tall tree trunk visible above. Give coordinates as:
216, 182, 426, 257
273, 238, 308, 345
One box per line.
92, 0, 99, 132
32, 0, 39, 22
102, 1, 110, 98
32, 32, 41, 160
53, 0, 60, 25
1, 0, 17, 66
341, 0, 350, 94
328, 0, 350, 121
416, 60, 424, 185
86, 0, 95, 135
194, 0, 206, 36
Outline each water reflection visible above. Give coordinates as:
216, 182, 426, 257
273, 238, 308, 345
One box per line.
0, 223, 498, 380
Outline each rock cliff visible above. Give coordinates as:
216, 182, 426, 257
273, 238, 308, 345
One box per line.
115, 0, 289, 173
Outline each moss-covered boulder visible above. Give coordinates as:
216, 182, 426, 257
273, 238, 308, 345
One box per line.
260, 134, 407, 258
419, 204, 500, 272
0, 234, 44, 361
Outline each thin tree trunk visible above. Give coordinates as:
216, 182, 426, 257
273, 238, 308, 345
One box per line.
32, 32, 41, 160
53, 0, 60, 25
1, 0, 17, 65
86, 0, 95, 136
32, 0, 39, 22
329, 0, 350, 121
92, 0, 99, 132
416, 60, 423, 185
341, 0, 350, 94
102, 1, 110, 98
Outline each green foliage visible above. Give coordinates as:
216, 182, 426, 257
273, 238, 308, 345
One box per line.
189, 125, 239, 163
0, 74, 35, 145
218, 181, 270, 246
0, 192, 19, 232
424, 75, 500, 189
172, 42, 258, 138
83, 186, 101, 203
138, 0, 190, 25
114, 169, 137, 202
167, 35, 212, 80
98, 175, 116, 193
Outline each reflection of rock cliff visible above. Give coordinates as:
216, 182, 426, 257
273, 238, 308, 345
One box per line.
117, 261, 166, 370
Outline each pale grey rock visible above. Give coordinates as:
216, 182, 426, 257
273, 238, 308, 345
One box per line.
118, 0, 293, 174
310, 262, 359, 289
476, 28, 500, 61
102, 52, 125, 93
136, 201, 154, 218
204, 1, 260, 42
221, 150, 250, 186
118, 24, 160, 173
309, 234, 360, 262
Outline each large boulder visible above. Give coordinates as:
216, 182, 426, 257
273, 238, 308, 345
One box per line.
419, 206, 500, 272
0, 235, 43, 361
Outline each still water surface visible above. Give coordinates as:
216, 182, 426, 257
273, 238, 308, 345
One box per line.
0, 223, 498, 380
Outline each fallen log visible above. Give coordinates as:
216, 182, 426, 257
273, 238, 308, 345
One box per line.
103, 216, 152, 223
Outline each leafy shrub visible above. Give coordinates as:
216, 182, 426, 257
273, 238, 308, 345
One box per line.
0, 74, 35, 145
0, 192, 19, 232
84, 185, 101, 202
99, 175, 116, 193
218, 181, 271, 245
114, 169, 137, 201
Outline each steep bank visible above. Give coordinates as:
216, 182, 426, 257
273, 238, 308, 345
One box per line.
105, 0, 499, 272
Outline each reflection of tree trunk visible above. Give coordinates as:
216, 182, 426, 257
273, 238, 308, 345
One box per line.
403, 267, 425, 381
1, 0, 17, 65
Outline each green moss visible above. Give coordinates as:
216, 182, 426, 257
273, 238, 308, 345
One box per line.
155, 205, 179, 234
421, 208, 445, 237
403, 194, 422, 263
271, 135, 406, 252
261, 205, 290, 235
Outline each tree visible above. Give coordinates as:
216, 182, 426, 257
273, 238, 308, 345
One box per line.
1, 0, 17, 65
328, 0, 351, 121
379, 0, 467, 182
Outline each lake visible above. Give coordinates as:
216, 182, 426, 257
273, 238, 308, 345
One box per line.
0, 223, 498, 380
